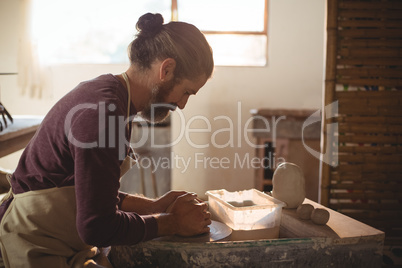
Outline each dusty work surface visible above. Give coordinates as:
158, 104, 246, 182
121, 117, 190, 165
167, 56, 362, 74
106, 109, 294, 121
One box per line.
110, 199, 384, 267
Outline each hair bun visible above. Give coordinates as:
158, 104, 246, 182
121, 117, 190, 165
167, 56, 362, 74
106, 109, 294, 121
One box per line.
136, 13, 164, 37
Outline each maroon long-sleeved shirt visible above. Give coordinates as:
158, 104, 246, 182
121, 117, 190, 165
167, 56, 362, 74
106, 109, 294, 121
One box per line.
0, 74, 157, 247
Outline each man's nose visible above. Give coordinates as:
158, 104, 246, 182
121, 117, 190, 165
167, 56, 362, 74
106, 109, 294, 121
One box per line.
177, 95, 190, 109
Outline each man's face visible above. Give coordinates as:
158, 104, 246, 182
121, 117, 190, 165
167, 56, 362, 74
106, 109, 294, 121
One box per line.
139, 78, 176, 123
140, 75, 207, 123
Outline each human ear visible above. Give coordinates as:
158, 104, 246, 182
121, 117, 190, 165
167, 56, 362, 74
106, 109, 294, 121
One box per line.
159, 58, 176, 81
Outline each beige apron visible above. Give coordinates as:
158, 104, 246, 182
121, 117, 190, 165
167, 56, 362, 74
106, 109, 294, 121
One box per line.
0, 185, 98, 268
0, 73, 136, 267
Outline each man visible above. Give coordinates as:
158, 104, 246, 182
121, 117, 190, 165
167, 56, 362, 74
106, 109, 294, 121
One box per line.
0, 13, 214, 267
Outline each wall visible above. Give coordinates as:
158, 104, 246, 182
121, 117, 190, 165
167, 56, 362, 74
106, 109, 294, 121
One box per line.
171, 0, 326, 198
0, 0, 326, 199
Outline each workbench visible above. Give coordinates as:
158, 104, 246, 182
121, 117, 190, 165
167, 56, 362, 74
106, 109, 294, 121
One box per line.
109, 199, 384, 267
0, 115, 43, 158
0, 115, 43, 192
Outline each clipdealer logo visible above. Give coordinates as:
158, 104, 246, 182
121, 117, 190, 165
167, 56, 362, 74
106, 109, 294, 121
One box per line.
302, 101, 338, 167
63, 101, 338, 168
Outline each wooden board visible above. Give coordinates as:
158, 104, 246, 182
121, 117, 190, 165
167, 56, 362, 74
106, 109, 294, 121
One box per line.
280, 199, 384, 240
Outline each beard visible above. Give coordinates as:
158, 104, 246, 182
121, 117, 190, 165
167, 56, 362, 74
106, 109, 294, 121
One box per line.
139, 78, 177, 123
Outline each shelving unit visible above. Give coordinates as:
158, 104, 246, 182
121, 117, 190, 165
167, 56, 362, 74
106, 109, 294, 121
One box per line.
321, 0, 402, 247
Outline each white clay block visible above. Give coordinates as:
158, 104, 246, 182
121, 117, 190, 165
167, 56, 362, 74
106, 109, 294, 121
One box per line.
272, 162, 306, 209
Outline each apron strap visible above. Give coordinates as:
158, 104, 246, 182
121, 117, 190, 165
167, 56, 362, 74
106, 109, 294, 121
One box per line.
119, 72, 136, 177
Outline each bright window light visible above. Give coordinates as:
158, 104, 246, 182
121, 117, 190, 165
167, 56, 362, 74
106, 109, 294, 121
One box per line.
206, 34, 267, 66
177, 0, 267, 66
32, 0, 170, 64
31, 0, 267, 66
177, 0, 265, 32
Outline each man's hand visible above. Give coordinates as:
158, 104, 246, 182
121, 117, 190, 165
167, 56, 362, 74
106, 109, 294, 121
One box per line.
153, 190, 189, 213
156, 193, 211, 237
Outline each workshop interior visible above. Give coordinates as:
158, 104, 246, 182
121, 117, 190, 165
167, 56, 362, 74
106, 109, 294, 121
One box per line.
0, 0, 401, 267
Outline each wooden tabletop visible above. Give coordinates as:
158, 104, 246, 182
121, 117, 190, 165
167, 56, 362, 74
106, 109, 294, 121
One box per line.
280, 199, 384, 240
0, 115, 43, 158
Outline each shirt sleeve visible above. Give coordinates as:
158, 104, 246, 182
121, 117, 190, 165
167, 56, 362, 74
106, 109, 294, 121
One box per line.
69, 105, 158, 247
117, 191, 128, 209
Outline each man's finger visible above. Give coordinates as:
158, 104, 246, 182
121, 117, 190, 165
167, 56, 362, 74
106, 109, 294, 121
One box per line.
201, 226, 210, 234
177, 192, 198, 203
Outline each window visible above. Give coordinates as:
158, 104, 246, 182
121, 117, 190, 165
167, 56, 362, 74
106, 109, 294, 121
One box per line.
32, 0, 267, 66
32, 0, 171, 64
176, 0, 267, 66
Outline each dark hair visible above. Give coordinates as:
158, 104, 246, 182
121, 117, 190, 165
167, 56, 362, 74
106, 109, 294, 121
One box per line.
129, 13, 214, 80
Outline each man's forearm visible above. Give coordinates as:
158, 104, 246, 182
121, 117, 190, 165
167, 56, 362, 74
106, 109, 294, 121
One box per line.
120, 194, 158, 215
